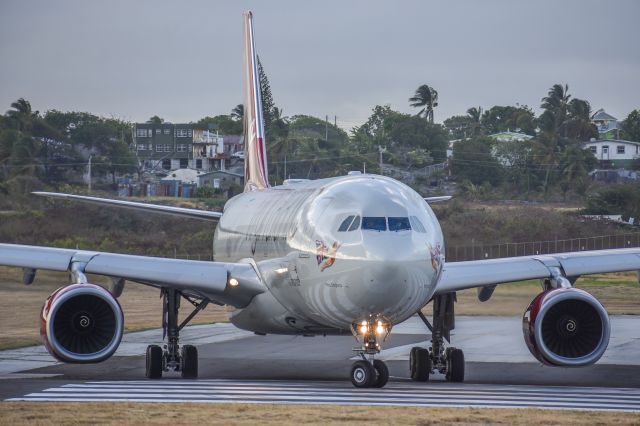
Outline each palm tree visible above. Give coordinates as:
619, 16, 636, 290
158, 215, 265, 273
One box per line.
409, 85, 438, 123
466, 106, 483, 135
6, 98, 34, 132
231, 104, 244, 121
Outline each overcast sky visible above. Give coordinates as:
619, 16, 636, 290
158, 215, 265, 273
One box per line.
1, 0, 638, 130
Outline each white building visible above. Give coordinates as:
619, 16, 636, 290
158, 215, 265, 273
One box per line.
582, 139, 640, 168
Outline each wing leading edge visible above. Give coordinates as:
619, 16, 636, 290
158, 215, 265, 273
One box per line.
437, 248, 640, 295
33, 192, 222, 221
0, 243, 264, 308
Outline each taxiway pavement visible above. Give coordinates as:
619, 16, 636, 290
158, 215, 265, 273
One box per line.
2, 315, 639, 411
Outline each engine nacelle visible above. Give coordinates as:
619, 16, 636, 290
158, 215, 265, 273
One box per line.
523, 288, 610, 367
40, 283, 124, 363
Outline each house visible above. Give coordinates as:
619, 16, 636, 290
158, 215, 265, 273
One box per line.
133, 122, 244, 172
198, 170, 244, 190
582, 139, 640, 168
487, 131, 534, 143
591, 109, 620, 140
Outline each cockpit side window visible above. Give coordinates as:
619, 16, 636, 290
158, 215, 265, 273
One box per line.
388, 217, 411, 231
409, 216, 427, 233
348, 215, 361, 231
362, 217, 387, 231
338, 215, 355, 232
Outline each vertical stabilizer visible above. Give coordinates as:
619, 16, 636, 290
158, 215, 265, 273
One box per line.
243, 11, 269, 191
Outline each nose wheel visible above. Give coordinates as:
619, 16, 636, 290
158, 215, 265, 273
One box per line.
350, 316, 391, 388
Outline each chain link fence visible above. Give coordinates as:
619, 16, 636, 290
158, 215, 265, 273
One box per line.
445, 232, 640, 262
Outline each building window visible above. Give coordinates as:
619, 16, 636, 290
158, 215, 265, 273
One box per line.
155, 128, 161, 135
176, 144, 187, 152
180, 159, 188, 168
164, 128, 170, 135
164, 144, 173, 152
137, 144, 146, 151
136, 128, 148, 137
196, 159, 202, 169
176, 129, 188, 137
617, 145, 625, 154
188, 130, 193, 137
589, 146, 597, 154
156, 145, 163, 152
162, 159, 171, 170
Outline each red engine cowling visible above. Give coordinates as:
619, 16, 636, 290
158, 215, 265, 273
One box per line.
522, 288, 610, 367
40, 283, 124, 363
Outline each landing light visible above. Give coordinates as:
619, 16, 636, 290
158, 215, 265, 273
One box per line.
228, 278, 239, 287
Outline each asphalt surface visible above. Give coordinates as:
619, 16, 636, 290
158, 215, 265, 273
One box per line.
2, 316, 640, 411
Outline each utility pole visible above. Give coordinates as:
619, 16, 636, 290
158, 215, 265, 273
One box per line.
378, 145, 386, 175
87, 155, 92, 193
325, 115, 328, 141
334, 115, 337, 128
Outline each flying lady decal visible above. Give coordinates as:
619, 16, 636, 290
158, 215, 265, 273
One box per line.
316, 240, 341, 271
429, 243, 442, 271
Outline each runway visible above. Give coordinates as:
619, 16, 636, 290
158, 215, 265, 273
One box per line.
2, 316, 640, 411
8, 380, 640, 412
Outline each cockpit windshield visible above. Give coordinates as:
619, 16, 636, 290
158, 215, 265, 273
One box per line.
362, 217, 387, 231
388, 217, 411, 231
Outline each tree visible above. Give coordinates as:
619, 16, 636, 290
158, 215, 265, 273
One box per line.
450, 137, 503, 186
197, 115, 242, 135
231, 104, 244, 121
481, 105, 536, 135
146, 116, 164, 124
443, 115, 474, 139
6, 98, 35, 132
409, 85, 438, 123
257, 56, 277, 138
621, 109, 640, 141
466, 106, 483, 135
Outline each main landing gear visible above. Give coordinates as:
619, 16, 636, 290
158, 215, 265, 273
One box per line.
145, 288, 209, 379
350, 317, 390, 388
410, 293, 465, 382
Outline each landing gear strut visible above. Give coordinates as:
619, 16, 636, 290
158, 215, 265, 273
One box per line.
410, 293, 465, 382
350, 317, 391, 388
145, 287, 209, 379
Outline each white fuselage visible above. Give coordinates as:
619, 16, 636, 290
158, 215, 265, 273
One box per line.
214, 174, 444, 335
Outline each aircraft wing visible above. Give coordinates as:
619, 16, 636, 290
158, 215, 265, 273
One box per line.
437, 248, 640, 294
0, 243, 264, 308
424, 196, 452, 203
33, 192, 222, 221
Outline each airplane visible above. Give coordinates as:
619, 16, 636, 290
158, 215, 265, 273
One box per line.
1, 11, 640, 388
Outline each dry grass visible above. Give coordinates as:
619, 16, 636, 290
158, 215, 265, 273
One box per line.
453, 272, 640, 316
1, 402, 639, 425
0, 266, 228, 350
1, 267, 639, 350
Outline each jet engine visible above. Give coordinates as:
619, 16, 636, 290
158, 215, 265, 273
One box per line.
40, 283, 124, 363
522, 288, 610, 367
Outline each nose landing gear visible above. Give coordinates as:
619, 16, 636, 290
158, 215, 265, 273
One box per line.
410, 293, 465, 382
350, 317, 390, 388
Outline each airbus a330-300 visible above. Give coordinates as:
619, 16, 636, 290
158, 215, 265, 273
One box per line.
1, 12, 639, 388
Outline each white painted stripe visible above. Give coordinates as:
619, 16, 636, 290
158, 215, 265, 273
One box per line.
10, 380, 640, 412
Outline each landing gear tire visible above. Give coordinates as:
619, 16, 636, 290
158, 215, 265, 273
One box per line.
351, 360, 375, 388
372, 360, 389, 388
446, 348, 465, 382
410, 347, 431, 382
180, 345, 198, 379
146, 344, 163, 379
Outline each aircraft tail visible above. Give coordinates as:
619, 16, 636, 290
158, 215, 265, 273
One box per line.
242, 11, 269, 191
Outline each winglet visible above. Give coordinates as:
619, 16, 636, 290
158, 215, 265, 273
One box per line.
243, 11, 269, 191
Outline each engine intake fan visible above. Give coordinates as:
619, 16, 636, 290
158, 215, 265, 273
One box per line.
40, 283, 124, 363
522, 288, 610, 367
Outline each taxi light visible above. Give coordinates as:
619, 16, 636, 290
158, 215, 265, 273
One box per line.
228, 278, 239, 287
376, 324, 385, 335
359, 325, 368, 334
